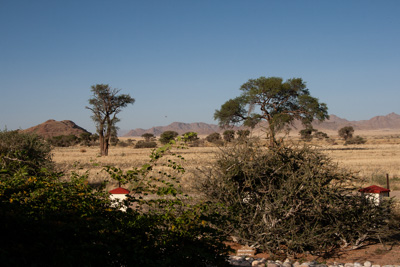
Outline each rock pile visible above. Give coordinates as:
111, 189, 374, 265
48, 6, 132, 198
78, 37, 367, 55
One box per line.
228, 256, 400, 267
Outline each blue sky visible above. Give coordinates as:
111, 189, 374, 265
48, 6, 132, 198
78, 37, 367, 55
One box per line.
1, 0, 399, 134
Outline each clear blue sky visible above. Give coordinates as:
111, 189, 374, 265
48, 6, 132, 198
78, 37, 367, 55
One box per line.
1, 0, 399, 134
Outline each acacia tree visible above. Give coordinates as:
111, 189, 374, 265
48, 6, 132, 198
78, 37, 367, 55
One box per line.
86, 84, 135, 156
214, 77, 329, 147
142, 133, 155, 142
338, 126, 354, 141
159, 131, 178, 144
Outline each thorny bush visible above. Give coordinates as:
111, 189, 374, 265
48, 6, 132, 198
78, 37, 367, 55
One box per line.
200, 141, 398, 258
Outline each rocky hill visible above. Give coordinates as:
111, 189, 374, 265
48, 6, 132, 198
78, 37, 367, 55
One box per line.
22, 120, 91, 139
313, 112, 400, 131
123, 113, 400, 136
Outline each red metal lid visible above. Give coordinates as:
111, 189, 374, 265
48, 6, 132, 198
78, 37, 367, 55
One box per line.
109, 187, 130, 194
359, 185, 390, 193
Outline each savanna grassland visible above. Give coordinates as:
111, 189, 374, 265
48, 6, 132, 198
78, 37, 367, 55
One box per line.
52, 130, 400, 192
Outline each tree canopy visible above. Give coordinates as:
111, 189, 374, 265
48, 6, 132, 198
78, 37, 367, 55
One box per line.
338, 126, 354, 141
214, 76, 329, 146
159, 131, 179, 144
86, 84, 135, 156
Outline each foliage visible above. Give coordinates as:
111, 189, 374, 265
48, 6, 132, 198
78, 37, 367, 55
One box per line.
159, 131, 179, 144
0, 131, 231, 266
0, 130, 53, 175
206, 132, 222, 144
48, 134, 80, 147
126, 138, 134, 145
117, 140, 129, 147
300, 128, 329, 142
314, 131, 329, 140
237, 129, 250, 140
182, 132, 199, 143
86, 84, 135, 156
200, 142, 397, 257
223, 130, 235, 142
142, 133, 155, 142
299, 127, 316, 141
338, 126, 354, 141
345, 135, 366, 145
79, 132, 92, 146
214, 76, 329, 146
134, 140, 158, 148
110, 132, 119, 146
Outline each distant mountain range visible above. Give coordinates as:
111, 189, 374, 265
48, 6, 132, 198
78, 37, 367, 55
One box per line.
122, 122, 236, 137
123, 112, 400, 136
311, 112, 400, 131
20, 113, 400, 138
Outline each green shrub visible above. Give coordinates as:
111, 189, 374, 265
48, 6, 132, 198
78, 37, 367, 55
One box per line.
0, 133, 231, 266
223, 130, 235, 142
299, 127, 315, 141
159, 131, 179, 144
345, 135, 366, 145
117, 141, 129, 147
0, 130, 53, 174
314, 131, 329, 140
134, 140, 157, 148
236, 129, 250, 140
206, 132, 221, 143
48, 134, 79, 147
182, 132, 199, 143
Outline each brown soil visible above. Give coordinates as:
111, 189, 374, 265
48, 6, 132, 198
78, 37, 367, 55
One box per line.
229, 242, 400, 265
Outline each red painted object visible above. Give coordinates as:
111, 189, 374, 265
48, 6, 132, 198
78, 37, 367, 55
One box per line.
359, 185, 390, 193
109, 187, 130, 194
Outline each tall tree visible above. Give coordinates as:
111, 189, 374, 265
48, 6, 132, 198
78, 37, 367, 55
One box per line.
214, 76, 329, 147
86, 84, 135, 156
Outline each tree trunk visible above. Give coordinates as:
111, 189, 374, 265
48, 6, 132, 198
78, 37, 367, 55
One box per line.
269, 122, 276, 148
99, 134, 108, 156
98, 122, 109, 156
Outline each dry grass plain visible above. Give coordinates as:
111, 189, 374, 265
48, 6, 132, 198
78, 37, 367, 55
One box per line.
52, 130, 400, 192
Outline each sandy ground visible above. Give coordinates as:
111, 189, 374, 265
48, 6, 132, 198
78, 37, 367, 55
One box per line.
391, 190, 400, 199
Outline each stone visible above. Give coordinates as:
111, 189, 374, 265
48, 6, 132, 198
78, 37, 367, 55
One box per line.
364, 262, 372, 267
231, 256, 244, 261
354, 263, 363, 267
284, 258, 292, 263
237, 245, 256, 257
252, 260, 266, 267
